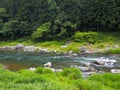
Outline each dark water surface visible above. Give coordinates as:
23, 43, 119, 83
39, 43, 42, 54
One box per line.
0, 51, 120, 71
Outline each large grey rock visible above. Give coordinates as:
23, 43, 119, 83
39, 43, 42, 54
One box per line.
44, 62, 52, 68
0, 46, 16, 51
80, 46, 87, 53
111, 69, 120, 73
82, 72, 96, 78
71, 65, 96, 72
92, 61, 105, 65
39, 48, 50, 53
15, 44, 24, 51
50, 68, 63, 72
61, 45, 68, 48
92, 59, 117, 66
24, 46, 37, 52
29, 67, 36, 71
70, 53, 78, 57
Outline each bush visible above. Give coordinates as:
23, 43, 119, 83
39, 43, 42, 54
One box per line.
89, 73, 120, 89
32, 22, 52, 41
73, 31, 101, 44
61, 68, 82, 80
105, 48, 120, 54
0, 20, 30, 40
35, 67, 54, 74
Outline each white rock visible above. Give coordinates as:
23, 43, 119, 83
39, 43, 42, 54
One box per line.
111, 69, 120, 73
71, 53, 77, 57
115, 45, 119, 48
29, 67, 36, 71
24, 46, 37, 52
50, 68, 63, 72
61, 45, 68, 48
44, 62, 52, 68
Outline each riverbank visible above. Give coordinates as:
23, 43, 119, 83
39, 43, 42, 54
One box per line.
0, 65, 119, 90
0, 40, 120, 55
0, 32, 120, 54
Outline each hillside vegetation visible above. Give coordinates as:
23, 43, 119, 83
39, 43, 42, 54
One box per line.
0, 0, 119, 41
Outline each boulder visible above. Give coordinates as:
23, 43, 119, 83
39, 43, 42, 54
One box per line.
0, 46, 10, 50
70, 53, 77, 57
24, 46, 37, 52
61, 45, 68, 48
92, 61, 105, 65
111, 69, 120, 73
82, 72, 96, 78
115, 45, 119, 48
71, 65, 95, 72
15, 44, 24, 51
50, 68, 63, 72
44, 62, 52, 68
80, 46, 87, 53
92, 59, 117, 66
39, 48, 50, 53
29, 67, 36, 71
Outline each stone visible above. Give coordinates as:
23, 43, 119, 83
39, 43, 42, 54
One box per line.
82, 72, 96, 78
92, 61, 105, 65
68, 50, 73, 54
24, 46, 37, 52
111, 69, 120, 73
50, 68, 63, 72
71, 65, 95, 72
70, 53, 77, 57
115, 45, 119, 48
15, 44, 24, 51
39, 48, 50, 53
29, 67, 36, 71
92, 59, 117, 66
44, 62, 52, 68
80, 46, 87, 53
61, 45, 68, 48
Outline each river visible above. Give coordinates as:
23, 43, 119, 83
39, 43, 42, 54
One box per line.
0, 51, 120, 72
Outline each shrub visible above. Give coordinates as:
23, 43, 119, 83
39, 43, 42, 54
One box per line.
89, 73, 120, 89
61, 68, 82, 80
32, 22, 52, 41
73, 31, 101, 44
105, 48, 120, 54
35, 67, 54, 74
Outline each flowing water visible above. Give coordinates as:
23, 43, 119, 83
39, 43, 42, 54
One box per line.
0, 51, 120, 72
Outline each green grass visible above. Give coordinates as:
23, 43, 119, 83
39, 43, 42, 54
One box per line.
0, 66, 119, 90
105, 48, 120, 54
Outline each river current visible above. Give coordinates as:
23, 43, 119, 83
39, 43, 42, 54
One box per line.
0, 51, 120, 72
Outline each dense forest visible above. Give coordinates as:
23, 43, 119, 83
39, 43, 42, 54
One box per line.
0, 0, 120, 41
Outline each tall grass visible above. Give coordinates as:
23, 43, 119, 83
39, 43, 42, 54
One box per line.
0, 66, 119, 90
105, 48, 120, 54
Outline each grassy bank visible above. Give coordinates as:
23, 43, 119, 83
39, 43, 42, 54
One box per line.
0, 66, 120, 90
0, 32, 120, 54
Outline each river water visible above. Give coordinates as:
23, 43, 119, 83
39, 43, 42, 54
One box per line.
0, 51, 120, 72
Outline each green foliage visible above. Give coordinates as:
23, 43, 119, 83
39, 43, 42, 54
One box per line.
35, 67, 54, 74
0, 8, 7, 17
61, 68, 82, 80
105, 48, 120, 54
32, 22, 52, 41
0, 66, 119, 90
0, 0, 119, 40
73, 31, 101, 44
0, 20, 30, 40
89, 73, 120, 89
